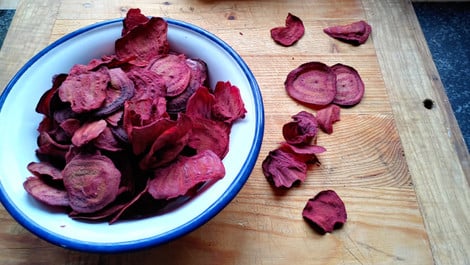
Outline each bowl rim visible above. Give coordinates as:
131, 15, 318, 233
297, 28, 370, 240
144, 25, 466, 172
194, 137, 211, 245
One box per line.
0, 17, 264, 253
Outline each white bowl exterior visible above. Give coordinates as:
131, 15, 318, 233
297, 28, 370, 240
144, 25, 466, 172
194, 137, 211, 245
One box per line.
0, 19, 263, 251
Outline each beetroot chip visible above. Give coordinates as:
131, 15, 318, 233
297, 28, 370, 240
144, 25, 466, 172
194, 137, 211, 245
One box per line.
302, 190, 347, 234
316, 104, 341, 134
262, 148, 308, 188
331, 63, 365, 106
212, 81, 247, 124
115, 17, 169, 64
285, 62, 337, 106
93, 67, 135, 118
185, 86, 215, 120
62, 153, 121, 213
36, 74, 67, 117
323, 20, 372, 46
282, 111, 318, 145
127, 68, 166, 100
27, 161, 63, 180
148, 150, 225, 200
139, 114, 192, 170
279, 142, 326, 163
270, 13, 305, 47
148, 54, 191, 97
167, 58, 208, 114
71, 119, 107, 147
187, 116, 231, 159
128, 118, 176, 155
122, 8, 150, 36
23, 176, 69, 207
58, 65, 110, 113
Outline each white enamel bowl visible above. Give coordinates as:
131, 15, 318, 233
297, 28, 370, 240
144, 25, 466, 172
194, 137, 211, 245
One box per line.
0, 18, 264, 253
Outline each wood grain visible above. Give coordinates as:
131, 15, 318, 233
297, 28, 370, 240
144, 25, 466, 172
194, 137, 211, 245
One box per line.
363, 1, 470, 264
0, 1, 469, 264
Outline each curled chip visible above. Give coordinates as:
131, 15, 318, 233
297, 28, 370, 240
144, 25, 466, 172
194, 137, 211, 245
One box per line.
285, 62, 337, 106
270, 13, 305, 47
316, 104, 341, 134
323, 20, 372, 46
302, 190, 347, 234
282, 111, 318, 145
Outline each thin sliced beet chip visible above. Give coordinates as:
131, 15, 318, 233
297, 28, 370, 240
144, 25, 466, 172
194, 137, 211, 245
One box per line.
187, 116, 231, 159
36, 74, 67, 117
71, 119, 107, 147
139, 114, 192, 170
262, 148, 308, 188
122, 8, 150, 35
58, 65, 110, 113
316, 104, 341, 134
148, 54, 191, 97
212, 81, 247, 124
279, 142, 325, 164
93, 67, 135, 118
167, 58, 208, 114
127, 68, 166, 100
23, 176, 70, 207
282, 111, 318, 145
115, 16, 169, 64
271, 13, 305, 47
148, 150, 225, 200
62, 153, 121, 213
185, 86, 215, 120
302, 190, 347, 234
27, 161, 63, 180
128, 117, 175, 155
285, 62, 337, 106
331, 63, 365, 106
323, 20, 372, 46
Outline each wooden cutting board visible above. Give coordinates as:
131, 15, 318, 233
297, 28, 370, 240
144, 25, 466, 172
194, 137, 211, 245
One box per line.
1, 1, 469, 264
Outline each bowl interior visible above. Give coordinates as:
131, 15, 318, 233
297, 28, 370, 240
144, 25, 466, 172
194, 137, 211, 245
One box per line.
0, 18, 263, 252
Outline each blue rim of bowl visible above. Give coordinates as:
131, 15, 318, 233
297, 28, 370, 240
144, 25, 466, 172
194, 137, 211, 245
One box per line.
0, 17, 264, 253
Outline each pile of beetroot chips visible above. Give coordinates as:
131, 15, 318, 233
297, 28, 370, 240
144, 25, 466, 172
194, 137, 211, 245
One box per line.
23, 9, 247, 223
264, 14, 372, 234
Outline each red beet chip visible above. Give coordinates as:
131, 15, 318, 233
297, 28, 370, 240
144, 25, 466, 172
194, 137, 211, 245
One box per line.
323, 20, 372, 46
147, 54, 191, 97
331, 63, 365, 106
285, 62, 337, 106
167, 58, 208, 114
62, 153, 121, 214
279, 142, 326, 161
122, 8, 150, 36
270, 13, 305, 47
302, 190, 347, 234
58, 65, 110, 113
187, 116, 231, 159
148, 150, 225, 200
93, 67, 135, 118
185, 86, 215, 120
27, 161, 63, 180
115, 16, 169, 64
71, 119, 107, 147
23, 176, 70, 207
262, 148, 308, 188
282, 111, 318, 145
212, 81, 247, 124
316, 104, 341, 134
35, 74, 67, 117
139, 114, 192, 170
